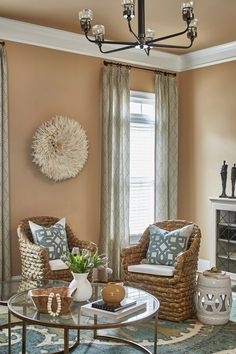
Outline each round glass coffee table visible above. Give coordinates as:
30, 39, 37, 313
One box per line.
0, 279, 68, 353
8, 284, 159, 354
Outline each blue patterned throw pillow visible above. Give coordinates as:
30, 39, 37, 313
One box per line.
29, 218, 69, 260
146, 224, 194, 266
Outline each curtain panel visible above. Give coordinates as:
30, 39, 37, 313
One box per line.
99, 65, 130, 280
0, 45, 11, 280
154, 74, 178, 221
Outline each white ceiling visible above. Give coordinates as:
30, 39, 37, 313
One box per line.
0, 0, 236, 54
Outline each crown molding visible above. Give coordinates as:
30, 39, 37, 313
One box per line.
0, 17, 236, 72
180, 41, 236, 71
0, 17, 181, 72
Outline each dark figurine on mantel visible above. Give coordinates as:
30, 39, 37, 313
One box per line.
219, 160, 228, 198
230, 163, 236, 198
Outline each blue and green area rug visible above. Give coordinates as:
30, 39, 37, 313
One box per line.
0, 305, 235, 354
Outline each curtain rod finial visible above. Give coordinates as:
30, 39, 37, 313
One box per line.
103, 60, 112, 66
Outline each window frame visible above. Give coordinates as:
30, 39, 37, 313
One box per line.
129, 90, 155, 245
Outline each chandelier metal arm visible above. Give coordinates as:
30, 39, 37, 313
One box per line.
98, 44, 137, 54
85, 32, 138, 46
128, 20, 141, 43
96, 39, 139, 45
150, 39, 194, 50
144, 47, 150, 56
85, 32, 97, 43
146, 24, 189, 45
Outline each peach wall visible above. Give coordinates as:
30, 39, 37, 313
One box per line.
178, 61, 236, 260
130, 69, 154, 92
9, 39, 231, 274
6, 43, 155, 276
7, 42, 104, 275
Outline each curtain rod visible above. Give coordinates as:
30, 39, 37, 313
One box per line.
103, 60, 176, 77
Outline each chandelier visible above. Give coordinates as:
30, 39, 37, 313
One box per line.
79, 0, 198, 56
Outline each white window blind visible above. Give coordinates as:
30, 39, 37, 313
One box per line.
129, 91, 155, 243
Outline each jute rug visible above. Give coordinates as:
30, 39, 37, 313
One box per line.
0, 309, 236, 354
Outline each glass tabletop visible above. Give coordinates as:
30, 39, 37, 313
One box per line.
8, 284, 159, 330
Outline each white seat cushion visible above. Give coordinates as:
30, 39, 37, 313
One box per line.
49, 259, 69, 271
128, 264, 175, 277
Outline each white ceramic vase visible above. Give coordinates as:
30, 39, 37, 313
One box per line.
69, 272, 92, 302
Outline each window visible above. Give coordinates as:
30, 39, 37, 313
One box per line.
129, 91, 155, 243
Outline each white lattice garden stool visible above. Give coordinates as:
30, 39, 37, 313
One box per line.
196, 273, 232, 325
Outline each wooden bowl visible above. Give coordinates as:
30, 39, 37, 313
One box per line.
29, 287, 75, 315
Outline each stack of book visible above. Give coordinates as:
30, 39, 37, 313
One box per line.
81, 298, 146, 319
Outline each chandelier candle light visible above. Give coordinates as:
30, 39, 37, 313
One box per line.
79, 0, 198, 56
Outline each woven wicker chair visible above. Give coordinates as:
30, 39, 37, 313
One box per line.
121, 220, 201, 322
17, 216, 97, 282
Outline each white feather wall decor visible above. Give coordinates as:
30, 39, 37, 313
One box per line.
32, 115, 89, 181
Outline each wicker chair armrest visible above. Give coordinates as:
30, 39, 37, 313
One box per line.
121, 244, 147, 268
121, 243, 147, 257
175, 243, 199, 271
69, 238, 97, 254
19, 239, 50, 280
175, 250, 189, 269
21, 237, 48, 258
23, 241, 49, 266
